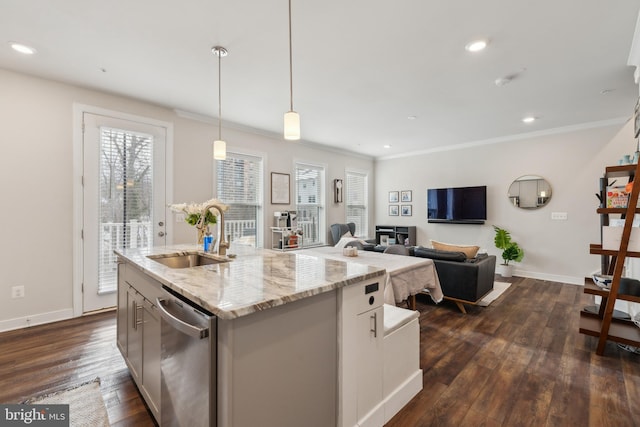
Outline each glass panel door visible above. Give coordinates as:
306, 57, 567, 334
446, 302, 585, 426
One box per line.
83, 113, 166, 312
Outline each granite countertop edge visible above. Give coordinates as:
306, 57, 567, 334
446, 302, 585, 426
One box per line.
116, 245, 386, 320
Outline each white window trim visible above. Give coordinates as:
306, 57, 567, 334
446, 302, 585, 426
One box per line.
345, 168, 370, 239
213, 148, 266, 248
294, 160, 327, 247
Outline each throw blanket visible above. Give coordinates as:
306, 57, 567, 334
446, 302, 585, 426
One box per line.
304, 246, 443, 305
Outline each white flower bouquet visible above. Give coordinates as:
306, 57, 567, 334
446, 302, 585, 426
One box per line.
168, 198, 229, 226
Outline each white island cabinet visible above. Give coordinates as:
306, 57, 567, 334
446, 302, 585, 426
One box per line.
116, 245, 387, 427
339, 277, 385, 427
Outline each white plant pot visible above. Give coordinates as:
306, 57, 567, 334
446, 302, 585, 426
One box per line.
497, 263, 514, 277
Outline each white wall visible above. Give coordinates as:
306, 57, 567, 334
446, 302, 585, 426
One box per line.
375, 120, 636, 284
0, 69, 374, 330
169, 114, 375, 246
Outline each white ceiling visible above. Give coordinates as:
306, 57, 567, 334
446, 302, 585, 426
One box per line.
1, 0, 639, 158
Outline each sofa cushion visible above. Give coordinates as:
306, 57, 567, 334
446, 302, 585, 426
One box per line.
430, 240, 480, 259
414, 247, 467, 262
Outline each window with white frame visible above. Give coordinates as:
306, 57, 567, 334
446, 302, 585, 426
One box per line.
345, 170, 368, 238
216, 151, 263, 247
295, 162, 325, 246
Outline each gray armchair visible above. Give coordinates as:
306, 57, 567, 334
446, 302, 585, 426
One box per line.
329, 223, 376, 249
329, 223, 356, 246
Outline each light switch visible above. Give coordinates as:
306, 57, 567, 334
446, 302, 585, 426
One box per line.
551, 212, 568, 220
175, 213, 185, 223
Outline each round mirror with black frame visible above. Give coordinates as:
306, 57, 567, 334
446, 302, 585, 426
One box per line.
508, 175, 552, 209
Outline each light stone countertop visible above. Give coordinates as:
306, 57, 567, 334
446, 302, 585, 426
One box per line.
115, 244, 386, 320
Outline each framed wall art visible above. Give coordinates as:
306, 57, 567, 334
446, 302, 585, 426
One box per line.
401, 205, 412, 216
334, 178, 343, 203
389, 205, 399, 216
401, 190, 412, 202
271, 172, 290, 204
389, 191, 399, 203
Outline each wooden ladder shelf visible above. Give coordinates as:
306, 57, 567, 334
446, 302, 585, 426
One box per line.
581, 163, 640, 355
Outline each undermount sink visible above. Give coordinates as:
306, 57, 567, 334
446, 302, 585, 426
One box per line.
147, 253, 227, 268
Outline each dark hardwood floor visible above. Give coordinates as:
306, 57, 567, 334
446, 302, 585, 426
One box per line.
0, 309, 156, 426
0, 276, 638, 426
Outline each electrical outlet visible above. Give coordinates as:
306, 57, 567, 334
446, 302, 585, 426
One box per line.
551, 212, 568, 220
11, 285, 25, 298
175, 213, 185, 223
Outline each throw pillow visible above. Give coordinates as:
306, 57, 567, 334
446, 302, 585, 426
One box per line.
342, 231, 353, 238
430, 240, 480, 259
335, 236, 362, 248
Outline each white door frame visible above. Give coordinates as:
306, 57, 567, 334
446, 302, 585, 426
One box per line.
72, 104, 174, 316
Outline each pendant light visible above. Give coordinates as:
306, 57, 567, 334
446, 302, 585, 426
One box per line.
212, 46, 227, 160
284, 0, 300, 140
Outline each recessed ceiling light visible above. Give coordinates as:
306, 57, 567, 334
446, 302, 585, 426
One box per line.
10, 42, 37, 55
465, 39, 488, 52
522, 116, 536, 123
407, 115, 417, 120
383, 144, 391, 149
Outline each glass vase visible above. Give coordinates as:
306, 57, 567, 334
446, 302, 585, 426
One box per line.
197, 226, 208, 245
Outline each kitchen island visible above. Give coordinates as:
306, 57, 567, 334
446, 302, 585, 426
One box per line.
116, 244, 390, 427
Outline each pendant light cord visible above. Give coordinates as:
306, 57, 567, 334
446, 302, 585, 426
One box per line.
288, 0, 294, 111
218, 50, 222, 140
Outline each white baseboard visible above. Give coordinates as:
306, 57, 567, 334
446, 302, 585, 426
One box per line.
383, 370, 423, 424
511, 269, 583, 285
0, 309, 74, 333
358, 400, 385, 427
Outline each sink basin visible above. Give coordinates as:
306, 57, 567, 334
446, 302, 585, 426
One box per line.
147, 253, 226, 268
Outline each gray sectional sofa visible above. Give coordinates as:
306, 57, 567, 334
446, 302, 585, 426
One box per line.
412, 247, 496, 313
329, 223, 496, 312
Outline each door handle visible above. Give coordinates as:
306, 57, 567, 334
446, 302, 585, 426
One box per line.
156, 297, 210, 339
158, 231, 165, 237
158, 221, 164, 227
132, 300, 143, 330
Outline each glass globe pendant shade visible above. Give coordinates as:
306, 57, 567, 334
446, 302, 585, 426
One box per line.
213, 139, 227, 160
284, 111, 300, 140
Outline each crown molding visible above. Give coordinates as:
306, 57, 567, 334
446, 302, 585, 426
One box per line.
377, 117, 629, 161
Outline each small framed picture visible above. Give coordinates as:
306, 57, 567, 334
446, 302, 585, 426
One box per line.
389, 191, 399, 203
401, 190, 412, 202
380, 235, 389, 246
401, 205, 412, 216
389, 205, 399, 216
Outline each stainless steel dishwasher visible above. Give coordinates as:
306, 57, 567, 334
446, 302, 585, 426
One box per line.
157, 286, 216, 427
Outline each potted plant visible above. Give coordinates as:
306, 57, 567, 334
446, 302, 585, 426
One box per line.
493, 226, 524, 277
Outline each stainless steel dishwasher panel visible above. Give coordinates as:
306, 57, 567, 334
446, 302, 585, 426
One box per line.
157, 288, 216, 427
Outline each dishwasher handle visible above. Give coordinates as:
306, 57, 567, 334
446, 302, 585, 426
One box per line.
156, 297, 210, 339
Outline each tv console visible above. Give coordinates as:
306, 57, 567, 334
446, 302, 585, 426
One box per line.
375, 225, 416, 246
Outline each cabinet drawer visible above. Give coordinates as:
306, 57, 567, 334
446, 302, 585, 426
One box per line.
124, 264, 164, 301
342, 278, 383, 315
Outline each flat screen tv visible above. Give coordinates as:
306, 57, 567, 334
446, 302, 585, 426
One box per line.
427, 185, 487, 224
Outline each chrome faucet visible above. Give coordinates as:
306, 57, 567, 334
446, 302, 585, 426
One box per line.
196, 202, 229, 256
